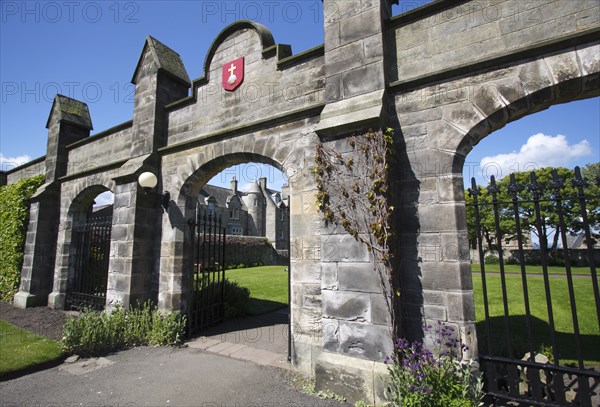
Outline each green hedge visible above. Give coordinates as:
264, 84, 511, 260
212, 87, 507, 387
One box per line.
0, 175, 45, 302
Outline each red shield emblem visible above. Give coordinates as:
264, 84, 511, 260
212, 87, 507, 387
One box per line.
222, 57, 244, 91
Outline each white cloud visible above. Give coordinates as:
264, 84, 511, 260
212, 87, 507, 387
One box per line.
0, 154, 32, 171
94, 191, 114, 207
480, 134, 592, 180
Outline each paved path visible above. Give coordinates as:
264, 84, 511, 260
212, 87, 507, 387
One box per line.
0, 346, 346, 407
1, 309, 349, 406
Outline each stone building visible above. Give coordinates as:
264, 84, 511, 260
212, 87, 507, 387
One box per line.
1, 0, 599, 403
197, 176, 289, 250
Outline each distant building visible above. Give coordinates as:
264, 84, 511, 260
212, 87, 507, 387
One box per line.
197, 176, 289, 250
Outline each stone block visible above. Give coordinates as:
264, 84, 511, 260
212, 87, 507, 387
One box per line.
339, 7, 381, 46
303, 284, 322, 309
545, 50, 582, 100
322, 319, 340, 352
420, 261, 472, 291
338, 321, 393, 362
321, 263, 338, 290
370, 293, 392, 326
342, 62, 384, 98
424, 304, 447, 320
337, 263, 381, 293
315, 351, 375, 404
418, 203, 466, 235
447, 291, 476, 322
441, 101, 486, 134
325, 41, 365, 77
291, 261, 321, 283
517, 58, 554, 105
321, 234, 370, 262
578, 43, 600, 77
322, 290, 370, 322
440, 232, 470, 263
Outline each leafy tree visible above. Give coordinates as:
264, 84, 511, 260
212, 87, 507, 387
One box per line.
466, 164, 599, 254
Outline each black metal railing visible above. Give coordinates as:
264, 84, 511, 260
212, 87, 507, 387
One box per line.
66, 215, 112, 310
188, 211, 226, 335
468, 167, 600, 406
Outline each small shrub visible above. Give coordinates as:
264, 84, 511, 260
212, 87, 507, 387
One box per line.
505, 257, 520, 265
61, 301, 186, 356
538, 343, 555, 363
547, 256, 565, 266
149, 310, 187, 346
484, 254, 500, 264
385, 321, 483, 407
224, 279, 250, 318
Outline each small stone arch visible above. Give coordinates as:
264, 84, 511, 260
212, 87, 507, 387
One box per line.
159, 150, 292, 311
49, 183, 115, 310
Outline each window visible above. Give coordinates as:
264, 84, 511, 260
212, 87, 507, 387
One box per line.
279, 209, 284, 221
207, 203, 215, 216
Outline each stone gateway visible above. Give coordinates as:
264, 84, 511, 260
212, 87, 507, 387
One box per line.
2, 0, 598, 403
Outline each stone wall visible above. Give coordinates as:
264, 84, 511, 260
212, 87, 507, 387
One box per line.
7, 1, 600, 404
65, 122, 134, 177
389, 0, 599, 84
2, 157, 46, 185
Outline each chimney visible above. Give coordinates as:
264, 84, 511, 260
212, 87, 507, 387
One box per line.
231, 176, 238, 194
259, 177, 267, 190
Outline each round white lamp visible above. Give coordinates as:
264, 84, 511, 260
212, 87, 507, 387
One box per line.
138, 172, 158, 190
137, 171, 169, 209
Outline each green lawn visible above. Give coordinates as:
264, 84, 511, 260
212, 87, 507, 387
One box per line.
472, 273, 599, 367
0, 320, 64, 378
471, 263, 594, 276
226, 266, 288, 315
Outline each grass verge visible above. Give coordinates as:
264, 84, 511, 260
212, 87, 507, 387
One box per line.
471, 264, 593, 276
472, 274, 599, 367
226, 266, 288, 315
0, 320, 64, 379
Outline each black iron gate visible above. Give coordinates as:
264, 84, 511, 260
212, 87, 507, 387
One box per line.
468, 167, 600, 406
188, 211, 226, 335
66, 215, 112, 310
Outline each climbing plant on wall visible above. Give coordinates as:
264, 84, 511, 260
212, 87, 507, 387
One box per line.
314, 128, 399, 336
0, 175, 45, 302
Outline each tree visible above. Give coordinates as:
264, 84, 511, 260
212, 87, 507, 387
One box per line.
466, 164, 600, 254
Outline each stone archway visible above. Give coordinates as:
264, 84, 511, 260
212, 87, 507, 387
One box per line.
48, 182, 115, 310
158, 130, 323, 371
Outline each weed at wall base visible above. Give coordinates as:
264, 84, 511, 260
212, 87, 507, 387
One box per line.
61, 301, 186, 357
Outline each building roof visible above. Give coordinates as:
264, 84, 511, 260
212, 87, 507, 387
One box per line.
246, 180, 262, 194
197, 181, 285, 209
198, 184, 247, 210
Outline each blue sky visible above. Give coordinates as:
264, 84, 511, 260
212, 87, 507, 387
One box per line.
1, 0, 598, 196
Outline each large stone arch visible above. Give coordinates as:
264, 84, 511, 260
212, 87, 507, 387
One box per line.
48, 176, 116, 309
390, 41, 600, 351
157, 126, 322, 370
